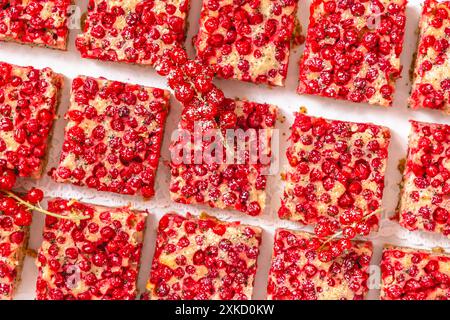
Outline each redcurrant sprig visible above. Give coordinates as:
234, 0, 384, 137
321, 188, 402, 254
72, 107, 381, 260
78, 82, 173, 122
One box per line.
314, 209, 381, 262
0, 188, 90, 221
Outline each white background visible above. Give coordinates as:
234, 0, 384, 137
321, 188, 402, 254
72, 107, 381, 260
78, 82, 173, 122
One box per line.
1, 0, 449, 300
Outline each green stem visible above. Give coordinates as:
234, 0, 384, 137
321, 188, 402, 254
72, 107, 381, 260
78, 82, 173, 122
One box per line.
1, 190, 90, 221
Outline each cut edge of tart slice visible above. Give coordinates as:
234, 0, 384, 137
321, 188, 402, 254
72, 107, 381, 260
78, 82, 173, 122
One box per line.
380, 244, 450, 300
75, 0, 191, 66
168, 98, 278, 216
267, 228, 373, 300
35, 198, 148, 300
0, 0, 71, 50
408, 0, 450, 114
0, 61, 63, 179
297, 0, 407, 107
143, 211, 262, 300
0, 193, 33, 300
397, 120, 450, 237
278, 112, 391, 235
52, 75, 170, 198
194, 0, 299, 86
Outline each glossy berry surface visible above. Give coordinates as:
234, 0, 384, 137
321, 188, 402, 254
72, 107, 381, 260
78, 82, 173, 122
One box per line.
298, 0, 407, 106
0, 167, 15, 191
0, 61, 61, 178
76, 0, 190, 66
0, 0, 70, 50
169, 99, 278, 216
381, 245, 450, 300
279, 113, 390, 233
35, 198, 147, 300
0, 194, 32, 300
143, 213, 261, 300
195, 0, 298, 86
398, 121, 450, 237
25, 187, 43, 204
267, 229, 373, 300
409, 0, 450, 113
53, 76, 169, 198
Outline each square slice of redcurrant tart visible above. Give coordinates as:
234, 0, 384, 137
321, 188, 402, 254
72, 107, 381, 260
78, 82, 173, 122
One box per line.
381, 245, 450, 300
0, 193, 33, 300
409, 0, 450, 114
0, 0, 70, 50
52, 76, 169, 198
0, 61, 62, 179
267, 229, 373, 300
169, 98, 277, 216
142, 212, 262, 300
397, 121, 450, 237
297, 0, 407, 106
35, 198, 147, 300
194, 0, 298, 86
75, 0, 190, 66
278, 113, 390, 235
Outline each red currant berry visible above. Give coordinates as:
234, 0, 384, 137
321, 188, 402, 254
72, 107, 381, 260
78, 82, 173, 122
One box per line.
26, 188, 44, 204
0, 169, 16, 190
337, 238, 352, 251
318, 250, 332, 262
355, 222, 370, 235
14, 208, 32, 226
343, 226, 356, 239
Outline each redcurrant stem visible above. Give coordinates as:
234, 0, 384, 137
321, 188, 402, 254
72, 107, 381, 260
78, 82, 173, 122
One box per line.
318, 209, 382, 251
0, 190, 90, 221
